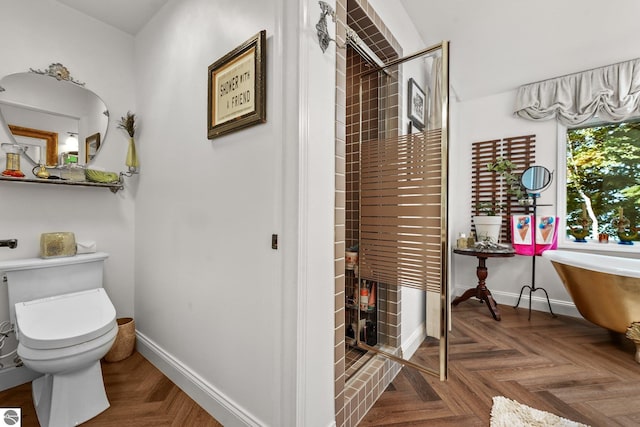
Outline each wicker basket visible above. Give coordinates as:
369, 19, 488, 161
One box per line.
104, 317, 136, 362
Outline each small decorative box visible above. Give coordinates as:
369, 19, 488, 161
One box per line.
40, 232, 77, 258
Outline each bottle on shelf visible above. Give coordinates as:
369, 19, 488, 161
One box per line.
360, 281, 369, 311
359, 318, 367, 341
467, 231, 476, 248
368, 282, 376, 310
346, 323, 355, 339
456, 232, 468, 248
366, 320, 377, 346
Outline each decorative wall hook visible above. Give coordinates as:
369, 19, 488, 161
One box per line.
316, 1, 338, 53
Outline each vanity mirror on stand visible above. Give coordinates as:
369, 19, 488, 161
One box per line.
513, 165, 557, 319
0, 63, 123, 192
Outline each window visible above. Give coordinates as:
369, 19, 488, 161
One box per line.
558, 118, 640, 249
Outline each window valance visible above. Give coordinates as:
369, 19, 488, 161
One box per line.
514, 58, 640, 125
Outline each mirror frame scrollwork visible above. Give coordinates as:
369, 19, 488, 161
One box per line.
29, 63, 85, 86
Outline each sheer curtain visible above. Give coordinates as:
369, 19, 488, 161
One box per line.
428, 55, 442, 129
514, 58, 640, 125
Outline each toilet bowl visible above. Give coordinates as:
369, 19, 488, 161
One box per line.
0, 253, 118, 427
16, 289, 117, 426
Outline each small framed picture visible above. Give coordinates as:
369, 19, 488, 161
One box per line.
207, 30, 267, 139
407, 78, 426, 130
85, 132, 100, 162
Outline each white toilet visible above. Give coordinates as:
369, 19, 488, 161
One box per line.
0, 252, 118, 427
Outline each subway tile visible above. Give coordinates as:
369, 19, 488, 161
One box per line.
335, 356, 345, 379
335, 292, 344, 315
335, 407, 345, 427
335, 223, 345, 243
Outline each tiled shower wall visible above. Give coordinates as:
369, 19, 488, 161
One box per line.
343, 44, 377, 370
334, 0, 403, 425
345, 41, 374, 250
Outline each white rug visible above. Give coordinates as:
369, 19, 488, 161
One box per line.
490, 396, 590, 427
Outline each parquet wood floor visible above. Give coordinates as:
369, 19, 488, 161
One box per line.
360, 300, 640, 426
0, 351, 222, 426
3, 300, 640, 426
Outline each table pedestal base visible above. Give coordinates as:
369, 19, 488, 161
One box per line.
452, 257, 501, 321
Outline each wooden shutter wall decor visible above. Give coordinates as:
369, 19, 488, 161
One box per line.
471, 134, 536, 243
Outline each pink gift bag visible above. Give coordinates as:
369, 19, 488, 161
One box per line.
512, 215, 558, 255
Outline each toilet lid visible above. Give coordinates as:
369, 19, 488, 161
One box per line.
15, 288, 116, 350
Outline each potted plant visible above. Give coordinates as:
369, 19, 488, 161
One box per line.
472, 157, 529, 244
486, 157, 528, 203
473, 202, 504, 243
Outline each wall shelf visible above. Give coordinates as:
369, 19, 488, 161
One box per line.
0, 175, 123, 193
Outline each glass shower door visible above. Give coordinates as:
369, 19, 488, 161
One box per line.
356, 42, 450, 380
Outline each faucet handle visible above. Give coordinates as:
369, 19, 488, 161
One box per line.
0, 239, 17, 249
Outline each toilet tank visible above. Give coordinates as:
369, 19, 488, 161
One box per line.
0, 252, 109, 326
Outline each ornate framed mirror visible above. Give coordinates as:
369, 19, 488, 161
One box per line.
0, 64, 109, 167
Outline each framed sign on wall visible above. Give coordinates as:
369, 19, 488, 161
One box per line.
85, 132, 100, 162
207, 30, 267, 139
407, 77, 426, 131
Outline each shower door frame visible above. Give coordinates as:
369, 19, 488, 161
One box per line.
355, 41, 450, 380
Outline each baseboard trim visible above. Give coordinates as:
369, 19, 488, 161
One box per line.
136, 332, 263, 427
402, 324, 426, 360
453, 286, 581, 318
0, 365, 40, 392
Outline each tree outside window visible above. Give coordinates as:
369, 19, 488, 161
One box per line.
566, 119, 640, 240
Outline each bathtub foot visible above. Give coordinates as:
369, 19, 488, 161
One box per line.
627, 339, 640, 363
625, 322, 640, 363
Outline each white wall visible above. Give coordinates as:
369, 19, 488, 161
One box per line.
450, 90, 577, 313
0, 0, 136, 337
133, 0, 335, 425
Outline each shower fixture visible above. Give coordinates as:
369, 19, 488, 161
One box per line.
315, 0, 387, 74
316, 1, 336, 53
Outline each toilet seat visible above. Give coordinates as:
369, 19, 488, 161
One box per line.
15, 288, 116, 350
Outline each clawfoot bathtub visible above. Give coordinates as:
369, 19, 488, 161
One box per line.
542, 250, 640, 363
